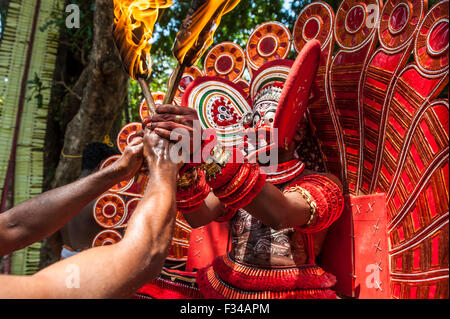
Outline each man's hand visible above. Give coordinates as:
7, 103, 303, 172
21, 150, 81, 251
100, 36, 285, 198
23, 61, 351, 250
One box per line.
145, 104, 199, 135
143, 130, 183, 175
112, 131, 144, 180
144, 104, 204, 162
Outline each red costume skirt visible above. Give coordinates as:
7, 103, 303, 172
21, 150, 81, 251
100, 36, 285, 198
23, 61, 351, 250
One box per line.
135, 267, 203, 299
196, 254, 338, 299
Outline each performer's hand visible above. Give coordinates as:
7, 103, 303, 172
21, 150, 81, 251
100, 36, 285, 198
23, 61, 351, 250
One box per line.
113, 132, 144, 180
143, 129, 183, 175
144, 104, 204, 162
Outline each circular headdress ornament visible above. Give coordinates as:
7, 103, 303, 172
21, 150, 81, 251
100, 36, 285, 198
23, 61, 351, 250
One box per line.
293, 2, 334, 52
245, 21, 292, 72
116, 122, 141, 153
93, 193, 127, 228
170, 66, 204, 105
139, 91, 165, 121
378, 0, 426, 52
249, 59, 293, 102
334, 0, 381, 51
414, 0, 449, 75
100, 155, 134, 193
182, 76, 252, 147
92, 229, 123, 248
204, 42, 246, 82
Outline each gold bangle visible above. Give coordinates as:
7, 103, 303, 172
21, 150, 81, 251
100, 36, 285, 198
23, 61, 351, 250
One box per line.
177, 168, 199, 188
203, 143, 231, 180
284, 186, 317, 227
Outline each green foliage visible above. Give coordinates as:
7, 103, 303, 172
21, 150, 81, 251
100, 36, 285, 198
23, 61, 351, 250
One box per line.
27, 72, 51, 109
127, 79, 144, 123
0, 0, 8, 42
40, 0, 94, 61
149, 0, 312, 92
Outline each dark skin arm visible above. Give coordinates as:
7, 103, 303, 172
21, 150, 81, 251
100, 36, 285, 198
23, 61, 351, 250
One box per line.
184, 180, 314, 230
148, 105, 342, 230
0, 137, 143, 256
0, 132, 182, 298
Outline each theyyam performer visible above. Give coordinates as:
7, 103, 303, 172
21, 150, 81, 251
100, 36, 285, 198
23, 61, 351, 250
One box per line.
144, 38, 345, 299
104, 0, 449, 299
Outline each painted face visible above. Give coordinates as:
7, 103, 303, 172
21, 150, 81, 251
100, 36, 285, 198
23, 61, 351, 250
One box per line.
240, 82, 284, 158
251, 82, 283, 129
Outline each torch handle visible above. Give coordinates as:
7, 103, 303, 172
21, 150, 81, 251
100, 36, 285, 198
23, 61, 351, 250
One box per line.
163, 63, 186, 105
138, 77, 157, 116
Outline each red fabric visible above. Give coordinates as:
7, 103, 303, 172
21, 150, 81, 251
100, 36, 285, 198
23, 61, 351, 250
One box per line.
196, 255, 337, 299
185, 222, 231, 272
135, 279, 202, 299
320, 194, 391, 299
211, 255, 336, 291
274, 40, 321, 147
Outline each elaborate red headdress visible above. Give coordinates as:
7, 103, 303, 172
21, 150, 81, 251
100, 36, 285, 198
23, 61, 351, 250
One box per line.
275, 39, 321, 148
182, 39, 321, 161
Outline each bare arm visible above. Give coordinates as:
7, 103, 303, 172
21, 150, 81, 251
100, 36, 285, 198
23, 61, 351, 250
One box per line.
0, 132, 181, 299
184, 173, 343, 230
0, 138, 143, 256
183, 182, 311, 230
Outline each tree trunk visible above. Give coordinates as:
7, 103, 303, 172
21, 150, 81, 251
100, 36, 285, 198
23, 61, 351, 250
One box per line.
51, 0, 128, 188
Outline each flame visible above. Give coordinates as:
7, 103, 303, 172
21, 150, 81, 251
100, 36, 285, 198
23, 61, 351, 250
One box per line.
173, 0, 240, 66
113, 0, 173, 79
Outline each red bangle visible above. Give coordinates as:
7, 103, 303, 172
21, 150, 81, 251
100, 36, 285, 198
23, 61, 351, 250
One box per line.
213, 163, 251, 199
177, 170, 211, 214
287, 176, 343, 233
221, 164, 260, 206
177, 185, 210, 213
228, 170, 267, 210
301, 175, 344, 213
299, 176, 343, 229
178, 179, 210, 207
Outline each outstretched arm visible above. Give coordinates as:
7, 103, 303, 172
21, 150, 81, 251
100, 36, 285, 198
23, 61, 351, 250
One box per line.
184, 175, 336, 230
0, 137, 143, 256
0, 131, 181, 299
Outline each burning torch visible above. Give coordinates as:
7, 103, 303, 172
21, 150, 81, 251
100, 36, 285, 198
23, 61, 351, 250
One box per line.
112, 0, 173, 115
164, 0, 241, 104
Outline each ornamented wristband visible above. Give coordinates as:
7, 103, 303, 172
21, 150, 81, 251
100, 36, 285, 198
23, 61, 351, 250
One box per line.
284, 175, 344, 233
283, 186, 318, 227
